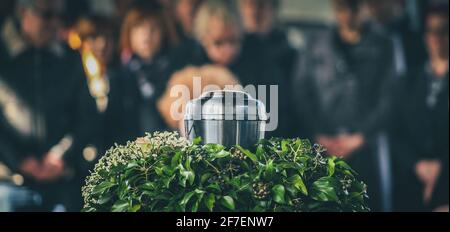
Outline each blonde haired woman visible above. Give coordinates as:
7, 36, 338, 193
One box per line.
170, 0, 280, 85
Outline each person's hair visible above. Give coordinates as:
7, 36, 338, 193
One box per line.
193, 0, 242, 42
120, 2, 178, 53
16, 0, 65, 18
16, 0, 40, 9
332, 0, 363, 12
239, 0, 280, 9
74, 15, 115, 41
174, 0, 204, 6
426, 3, 449, 20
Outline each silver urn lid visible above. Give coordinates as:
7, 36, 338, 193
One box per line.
184, 90, 267, 148
184, 90, 268, 121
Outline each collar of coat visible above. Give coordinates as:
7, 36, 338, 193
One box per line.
1, 17, 65, 59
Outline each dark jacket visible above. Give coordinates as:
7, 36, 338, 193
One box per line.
368, 18, 427, 77
0, 51, 99, 172
103, 53, 171, 148
390, 65, 449, 211
245, 29, 298, 82
0, 18, 99, 173
170, 37, 280, 86
292, 25, 395, 140
292, 25, 395, 211
391, 66, 448, 170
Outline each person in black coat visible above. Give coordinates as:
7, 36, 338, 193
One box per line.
237, 0, 297, 81
366, 0, 427, 78
237, 0, 298, 138
292, 0, 396, 211
0, 0, 99, 211
390, 5, 449, 212
103, 3, 177, 147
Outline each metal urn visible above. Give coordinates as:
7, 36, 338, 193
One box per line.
184, 90, 267, 148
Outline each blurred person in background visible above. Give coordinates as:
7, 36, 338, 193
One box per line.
103, 2, 178, 147
0, 0, 99, 211
0, 0, 16, 64
390, 5, 448, 212
366, 0, 427, 78
292, 0, 395, 211
173, 0, 204, 40
237, 0, 297, 138
70, 15, 119, 169
171, 0, 272, 86
237, 0, 297, 80
170, 0, 285, 136
72, 15, 118, 70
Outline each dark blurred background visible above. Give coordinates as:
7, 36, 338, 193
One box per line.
0, 0, 448, 212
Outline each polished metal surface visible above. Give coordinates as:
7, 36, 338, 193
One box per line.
184, 90, 267, 148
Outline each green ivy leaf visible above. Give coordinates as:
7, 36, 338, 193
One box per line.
311, 177, 339, 202
336, 160, 358, 175
193, 137, 202, 145
288, 175, 308, 196
204, 194, 216, 212
236, 145, 258, 162
97, 193, 113, 205
185, 156, 193, 171
264, 159, 275, 179
81, 207, 96, 212
92, 182, 116, 195
129, 204, 141, 212
204, 144, 225, 153
112, 200, 129, 212
180, 191, 196, 206
140, 182, 156, 191
328, 157, 336, 177
171, 151, 182, 168
191, 200, 200, 212
221, 196, 235, 211
211, 150, 230, 159
180, 170, 195, 187
272, 185, 286, 204
281, 140, 289, 154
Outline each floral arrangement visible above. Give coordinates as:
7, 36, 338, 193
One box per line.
82, 132, 370, 212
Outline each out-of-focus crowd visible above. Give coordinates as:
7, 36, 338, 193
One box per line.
0, 0, 448, 212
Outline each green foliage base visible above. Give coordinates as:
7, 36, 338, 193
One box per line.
82, 132, 370, 212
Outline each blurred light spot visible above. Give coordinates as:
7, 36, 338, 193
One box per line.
83, 146, 98, 162
12, 174, 24, 186
84, 52, 101, 78
68, 31, 82, 50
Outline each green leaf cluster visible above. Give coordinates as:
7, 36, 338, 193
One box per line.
82, 132, 370, 212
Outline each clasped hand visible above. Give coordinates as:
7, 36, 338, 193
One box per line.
317, 133, 365, 158
19, 154, 66, 182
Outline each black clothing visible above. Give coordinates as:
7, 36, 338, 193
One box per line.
103, 53, 171, 149
0, 17, 99, 211
368, 18, 427, 78
246, 29, 298, 82
390, 64, 449, 211
0, 48, 98, 170
292, 25, 396, 211
293, 26, 395, 140
0, 48, 99, 211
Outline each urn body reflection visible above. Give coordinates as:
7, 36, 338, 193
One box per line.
184, 91, 267, 148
